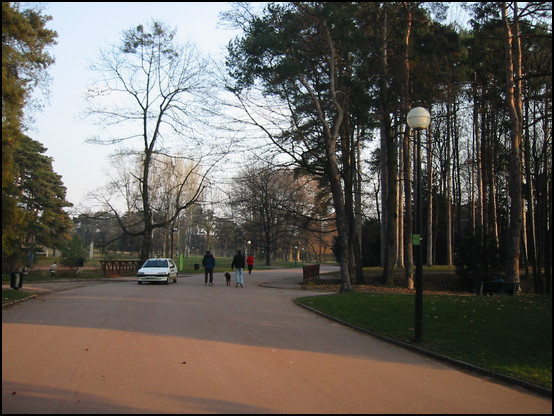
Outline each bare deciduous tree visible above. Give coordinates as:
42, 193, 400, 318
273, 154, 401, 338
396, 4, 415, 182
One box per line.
84, 20, 219, 261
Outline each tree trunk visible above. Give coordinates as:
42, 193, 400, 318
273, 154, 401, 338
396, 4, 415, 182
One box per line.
403, 126, 413, 289
397, 139, 404, 268
426, 125, 434, 266
355, 132, 363, 278
446, 108, 453, 266
342, 125, 363, 285
379, 7, 397, 286
328, 154, 352, 292
502, 2, 523, 284
382, 122, 398, 287
524, 99, 539, 292
476, 96, 485, 247
140, 152, 153, 263
402, 3, 413, 288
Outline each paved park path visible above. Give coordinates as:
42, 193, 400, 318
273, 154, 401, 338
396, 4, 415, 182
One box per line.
2, 266, 551, 413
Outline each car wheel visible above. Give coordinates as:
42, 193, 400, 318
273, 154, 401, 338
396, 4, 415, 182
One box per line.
173, 276, 177, 283
165, 276, 170, 285
138, 281, 142, 285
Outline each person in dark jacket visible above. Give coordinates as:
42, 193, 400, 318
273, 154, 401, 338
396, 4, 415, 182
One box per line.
202, 250, 216, 286
77, 256, 85, 275
231, 249, 246, 287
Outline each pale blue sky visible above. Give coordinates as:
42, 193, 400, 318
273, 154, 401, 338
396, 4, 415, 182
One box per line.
31, 2, 240, 210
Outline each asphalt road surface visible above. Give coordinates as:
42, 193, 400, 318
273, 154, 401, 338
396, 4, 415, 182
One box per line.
2, 266, 551, 414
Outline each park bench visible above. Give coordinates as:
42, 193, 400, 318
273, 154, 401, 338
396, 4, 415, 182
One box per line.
473, 280, 519, 296
302, 264, 320, 283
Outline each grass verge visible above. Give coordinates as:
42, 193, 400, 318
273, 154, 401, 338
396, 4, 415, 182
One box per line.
296, 291, 552, 391
2, 288, 36, 305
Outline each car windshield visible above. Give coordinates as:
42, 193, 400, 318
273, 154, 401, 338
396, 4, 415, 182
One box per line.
143, 259, 168, 268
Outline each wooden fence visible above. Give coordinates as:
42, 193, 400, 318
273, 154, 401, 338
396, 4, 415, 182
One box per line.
100, 260, 142, 277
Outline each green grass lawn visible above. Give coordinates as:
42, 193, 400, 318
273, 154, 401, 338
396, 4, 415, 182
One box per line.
2, 288, 36, 304
296, 291, 552, 390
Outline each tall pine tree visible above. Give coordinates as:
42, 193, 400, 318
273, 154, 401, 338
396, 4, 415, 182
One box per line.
2, 3, 71, 266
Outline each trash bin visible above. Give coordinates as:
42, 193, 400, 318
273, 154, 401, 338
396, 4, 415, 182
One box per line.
194, 263, 200, 270
10, 273, 22, 290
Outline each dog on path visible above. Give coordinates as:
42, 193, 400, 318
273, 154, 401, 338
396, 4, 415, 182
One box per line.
224, 272, 231, 286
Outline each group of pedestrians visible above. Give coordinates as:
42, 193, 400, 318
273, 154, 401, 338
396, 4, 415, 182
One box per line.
202, 249, 254, 287
47, 257, 85, 278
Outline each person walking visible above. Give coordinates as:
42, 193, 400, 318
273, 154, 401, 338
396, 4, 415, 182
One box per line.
202, 250, 216, 286
77, 257, 85, 275
231, 249, 246, 287
246, 254, 254, 274
49, 262, 58, 277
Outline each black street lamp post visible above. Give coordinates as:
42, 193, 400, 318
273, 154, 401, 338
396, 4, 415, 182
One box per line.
407, 107, 431, 342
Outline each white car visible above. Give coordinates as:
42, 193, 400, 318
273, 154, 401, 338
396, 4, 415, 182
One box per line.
137, 258, 178, 284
